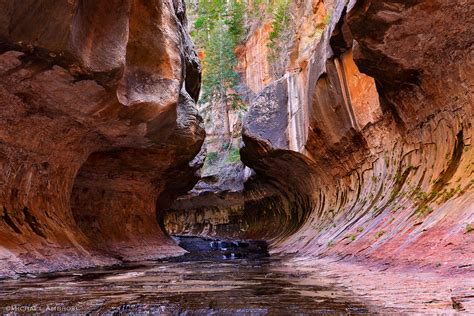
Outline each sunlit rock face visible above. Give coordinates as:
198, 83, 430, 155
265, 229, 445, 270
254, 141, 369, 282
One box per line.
167, 0, 473, 272
238, 22, 275, 94
0, 0, 204, 277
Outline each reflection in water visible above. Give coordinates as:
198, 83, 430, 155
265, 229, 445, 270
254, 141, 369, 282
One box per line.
0, 237, 369, 314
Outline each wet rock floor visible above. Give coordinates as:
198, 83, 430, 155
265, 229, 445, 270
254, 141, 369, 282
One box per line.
0, 236, 370, 314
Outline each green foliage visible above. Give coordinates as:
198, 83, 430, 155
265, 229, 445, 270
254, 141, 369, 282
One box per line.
416, 204, 433, 217
206, 151, 219, 165
268, 0, 289, 42
8, 208, 19, 217
200, 18, 240, 103
190, 0, 246, 109
222, 142, 231, 150
267, 0, 291, 71
414, 190, 429, 202
438, 185, 462, 202
465, 223, 474, 234
226, 147, 241, 163
347, 228, 364, 242
323, 10, 332, 26
248, 0, 264, 19
393, 172, 402, 183
227, 0, 246, 44
191, 0, 226, 47
327, 240, 334, 247
375, 230, 385, 239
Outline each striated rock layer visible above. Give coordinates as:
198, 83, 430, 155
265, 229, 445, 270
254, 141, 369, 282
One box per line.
241, 0, 474, 272
1, 0, 473, 280
0, 0, 204, 277
167, 0, 473, 273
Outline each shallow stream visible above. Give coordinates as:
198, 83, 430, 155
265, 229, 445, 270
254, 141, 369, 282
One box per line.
0, 236, 369, 314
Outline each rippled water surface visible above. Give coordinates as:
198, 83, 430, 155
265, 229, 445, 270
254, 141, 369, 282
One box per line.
0, 237, 370, 314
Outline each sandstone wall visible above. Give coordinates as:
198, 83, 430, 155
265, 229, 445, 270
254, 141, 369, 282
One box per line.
241, 0, 473, 272
0, 0, 204, 277
165, 0, 473, 273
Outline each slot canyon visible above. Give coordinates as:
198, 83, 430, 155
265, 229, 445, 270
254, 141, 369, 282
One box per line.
0, 0, 473, 314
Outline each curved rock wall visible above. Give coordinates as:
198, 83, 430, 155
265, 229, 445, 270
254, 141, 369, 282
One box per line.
241, 0, 473, 272
0, 0, 204, 277
1, 0, 472, 278
164, 1, 473, 274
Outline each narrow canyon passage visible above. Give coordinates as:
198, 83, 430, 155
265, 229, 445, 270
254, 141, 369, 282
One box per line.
0, 0, 473, 314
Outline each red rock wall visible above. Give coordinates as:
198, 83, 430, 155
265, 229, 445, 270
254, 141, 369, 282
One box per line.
2, 0, 471, 278
238, 22, 274, 93
240, 0, 473, 272
164, 1, 473, 275
0, 0, 204, 277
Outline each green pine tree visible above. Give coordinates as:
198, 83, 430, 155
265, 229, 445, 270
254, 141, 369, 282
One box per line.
267, 0, 290, 76
227, 0, 246, 45
188, 0, 250, 140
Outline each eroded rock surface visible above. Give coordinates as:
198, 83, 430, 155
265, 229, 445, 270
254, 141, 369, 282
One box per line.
166, 0, 473, 275
0, 0, 204, 277
241, 0, 474, 272
1, 0, 473, 293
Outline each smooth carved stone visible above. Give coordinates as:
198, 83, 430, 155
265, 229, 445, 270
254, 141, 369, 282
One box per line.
167, 0, 473, 274
238, 0, 474, 271
0, 0, 204, 276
